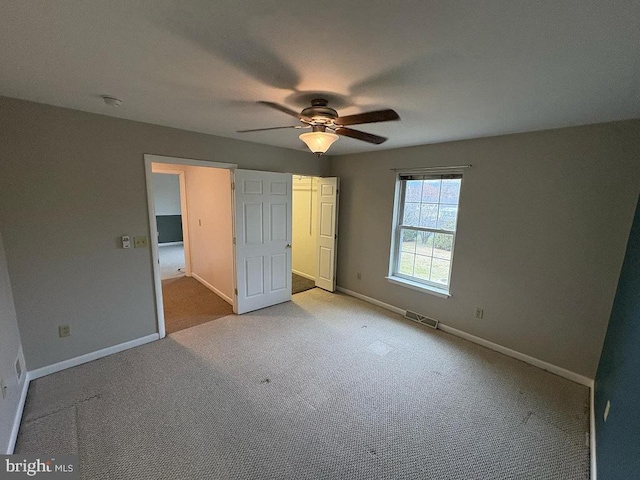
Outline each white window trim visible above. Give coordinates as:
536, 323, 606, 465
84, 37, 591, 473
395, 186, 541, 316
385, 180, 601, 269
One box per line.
385, 275, 451, 298
387, 169, 464, 298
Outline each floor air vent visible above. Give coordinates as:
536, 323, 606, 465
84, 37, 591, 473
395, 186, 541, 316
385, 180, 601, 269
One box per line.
405, 310, 439, 329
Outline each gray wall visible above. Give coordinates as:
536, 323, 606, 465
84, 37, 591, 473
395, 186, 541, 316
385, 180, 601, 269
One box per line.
330, 121, 640, 378
0, 96, 328, 370
152, 173, 181, 216
0, 231, 27, 453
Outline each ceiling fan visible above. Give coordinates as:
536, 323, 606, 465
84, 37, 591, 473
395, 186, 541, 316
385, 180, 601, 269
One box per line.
237, 99, 400, 155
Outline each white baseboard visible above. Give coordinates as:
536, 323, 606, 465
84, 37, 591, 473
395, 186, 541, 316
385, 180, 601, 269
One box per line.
336, 286, 593, 387
437, 323, 593, 387
6, 371, 30, 454
293, 269, 316, 281
28, 333, 159, 380
590, 381, 597, 479
192, 272, 233, 305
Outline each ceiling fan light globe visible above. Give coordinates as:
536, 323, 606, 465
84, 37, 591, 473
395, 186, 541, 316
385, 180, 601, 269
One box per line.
299, 131, 339, 154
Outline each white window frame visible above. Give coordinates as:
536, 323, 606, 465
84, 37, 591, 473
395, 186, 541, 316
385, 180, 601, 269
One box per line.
387, 171, 463, 298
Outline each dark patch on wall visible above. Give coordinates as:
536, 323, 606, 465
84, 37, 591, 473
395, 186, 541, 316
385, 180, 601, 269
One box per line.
595, 194, 640, 479
157, 215, 183, 243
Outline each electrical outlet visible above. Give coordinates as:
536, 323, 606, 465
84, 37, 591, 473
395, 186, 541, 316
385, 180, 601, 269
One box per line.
357, 272, 362, 280
1, 379, 7, 400
59, 324, 71, 337
121, 235, 131, 249
134, 236, 148, 248
475, 308, 484, 319
604, 400, 611, 421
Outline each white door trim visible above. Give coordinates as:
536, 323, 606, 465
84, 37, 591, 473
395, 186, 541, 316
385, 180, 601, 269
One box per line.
144, 154, 237, 338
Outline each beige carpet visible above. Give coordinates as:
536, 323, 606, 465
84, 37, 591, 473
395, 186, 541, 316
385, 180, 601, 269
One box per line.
162, 276, 233, 334
16, 289, 590, 479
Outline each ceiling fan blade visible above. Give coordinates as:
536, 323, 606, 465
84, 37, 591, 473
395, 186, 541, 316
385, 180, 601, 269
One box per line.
258, 101, 312, 122
334, 127, 388, 144
237, 125, 307, 133
335, 109, 400, 126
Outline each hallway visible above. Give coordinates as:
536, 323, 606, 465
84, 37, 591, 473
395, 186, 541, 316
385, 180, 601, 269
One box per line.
162, 276, 233, 334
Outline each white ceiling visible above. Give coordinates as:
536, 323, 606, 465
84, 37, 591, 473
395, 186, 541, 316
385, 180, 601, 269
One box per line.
1, 1, 639, 155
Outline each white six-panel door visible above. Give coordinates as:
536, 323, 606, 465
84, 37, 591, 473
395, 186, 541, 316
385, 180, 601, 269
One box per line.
234, 170, 292, 314
315, 177, 339, 292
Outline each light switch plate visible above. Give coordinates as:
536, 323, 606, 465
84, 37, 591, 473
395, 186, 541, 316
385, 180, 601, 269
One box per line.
121, 235, 131, 249
134, 236, 148, 248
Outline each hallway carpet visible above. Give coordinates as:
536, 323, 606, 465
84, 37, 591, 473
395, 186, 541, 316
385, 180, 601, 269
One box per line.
161, 276, 233, 334
16, 289, 590, 479
292, 273, 316, 294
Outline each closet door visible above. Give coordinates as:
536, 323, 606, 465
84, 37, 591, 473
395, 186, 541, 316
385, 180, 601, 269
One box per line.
315, 177, 339, 292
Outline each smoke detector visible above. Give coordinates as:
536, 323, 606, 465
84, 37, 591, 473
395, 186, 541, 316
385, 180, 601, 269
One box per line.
102, 95, 123, 107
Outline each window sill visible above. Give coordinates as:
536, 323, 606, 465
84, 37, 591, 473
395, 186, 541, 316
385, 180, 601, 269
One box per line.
385, 276, 451, 298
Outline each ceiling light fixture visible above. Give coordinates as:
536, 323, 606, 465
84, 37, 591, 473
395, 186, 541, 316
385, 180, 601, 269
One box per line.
102, 95, 123, 107
299, 130, 339, 155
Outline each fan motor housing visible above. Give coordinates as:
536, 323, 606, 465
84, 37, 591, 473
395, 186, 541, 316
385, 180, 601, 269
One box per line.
301, 98, 338, 123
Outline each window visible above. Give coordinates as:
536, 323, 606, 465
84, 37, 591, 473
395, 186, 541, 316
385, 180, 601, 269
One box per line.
388, 172, 462, 295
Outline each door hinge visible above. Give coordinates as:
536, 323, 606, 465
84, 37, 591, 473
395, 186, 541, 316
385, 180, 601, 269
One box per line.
234, 288, 238, 295
334, 234, 337, 239
231, 182, 235, 190
233, 237, 236, 245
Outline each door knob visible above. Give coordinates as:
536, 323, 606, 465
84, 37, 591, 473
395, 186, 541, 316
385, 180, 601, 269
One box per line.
286, 244, 292, 249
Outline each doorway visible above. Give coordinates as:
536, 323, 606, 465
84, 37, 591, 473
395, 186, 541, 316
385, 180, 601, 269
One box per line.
152, 162, 235, 334
146, 155, 237, 337
292, 175, 340, 293
145, 155, 339, 336
292, 175, 318, 293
